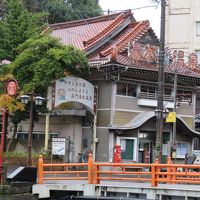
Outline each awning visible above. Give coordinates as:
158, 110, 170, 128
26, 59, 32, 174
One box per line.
109, 111, 200, 137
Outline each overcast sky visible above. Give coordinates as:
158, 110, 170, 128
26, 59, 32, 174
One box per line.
99, 0, 161, 37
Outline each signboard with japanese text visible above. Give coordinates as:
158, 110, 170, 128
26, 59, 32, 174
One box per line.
52, 76, 95, 112
52, 137, 66, 156
166, 112, 176, 123
6, 79, 18, 96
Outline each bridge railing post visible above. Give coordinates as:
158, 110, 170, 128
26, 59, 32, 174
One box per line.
151, 158, 159, 187
167, 157, 172, 184
172, 165, 177, 184
88, 153, 93, 184
38, 155, 43, 184
93, 164, 100, 184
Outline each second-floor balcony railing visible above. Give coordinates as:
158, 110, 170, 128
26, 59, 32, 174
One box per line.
138, 92, 192, 104
138, 92, 174, 101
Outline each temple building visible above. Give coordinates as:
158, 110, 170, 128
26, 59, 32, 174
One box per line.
14, 10, 200, 163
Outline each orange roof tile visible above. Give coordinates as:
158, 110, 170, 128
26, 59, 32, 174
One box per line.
49, 12, 132, 50
48, 11, 200, 79
100, 20, 150, 57
84, 10, 132, 50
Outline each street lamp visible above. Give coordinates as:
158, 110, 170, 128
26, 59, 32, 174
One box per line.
155, 108, 169, 119
20, 94, 44, 166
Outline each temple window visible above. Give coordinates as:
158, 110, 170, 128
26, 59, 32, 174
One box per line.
177, 90, 192, 104
196, 21, 200, 36
193, 138, 200, 151
141, 85, 156, 94
117, 83, 137, 97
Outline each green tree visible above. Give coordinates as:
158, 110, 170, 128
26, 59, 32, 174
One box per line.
22, 0, 103, 24
0, 0, 46, 61
12, 33, 89, 95
66, 0, 103, 21
9, 34, 89, 152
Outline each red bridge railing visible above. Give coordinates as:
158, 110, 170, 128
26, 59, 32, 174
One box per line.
38, 155, 200, 186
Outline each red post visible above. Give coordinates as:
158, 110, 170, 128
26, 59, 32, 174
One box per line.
0, 110, 6, 182
93, 164, 100, 184
151, 158, 159, 187
88, 154, 93, 184
151, 164, 156, 186
172, 166, 177, 184
167, 157, 172, 184
38, 155, 43, 184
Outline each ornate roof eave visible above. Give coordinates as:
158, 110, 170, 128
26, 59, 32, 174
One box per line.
90, 59, 200, 83
108, 111, 200, 137
89, 61, 200, 90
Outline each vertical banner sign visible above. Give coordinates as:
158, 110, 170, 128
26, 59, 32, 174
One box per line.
52, 76, 95, 112
93, 86, 98, 113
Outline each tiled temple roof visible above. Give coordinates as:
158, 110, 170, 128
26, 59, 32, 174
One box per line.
47, 10, 200, 79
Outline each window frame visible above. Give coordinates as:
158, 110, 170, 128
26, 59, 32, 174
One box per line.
195, 50, 200, 67
177, 90, 192, 104
117, 83, 137, 97
196, 21, 200, 36
176, 141, 189, 158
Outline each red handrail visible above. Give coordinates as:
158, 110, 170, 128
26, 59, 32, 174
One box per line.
37, 155, 200, 186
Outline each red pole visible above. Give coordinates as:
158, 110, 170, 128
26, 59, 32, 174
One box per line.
0, 109, 5, 181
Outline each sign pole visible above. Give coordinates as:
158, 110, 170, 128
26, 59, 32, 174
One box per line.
92, 86, 98, 161
1, 79, 18, 176
92, 114, 97, 161
44, 113, 50, 151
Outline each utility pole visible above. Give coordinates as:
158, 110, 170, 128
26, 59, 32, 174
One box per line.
155, 0, 166, 162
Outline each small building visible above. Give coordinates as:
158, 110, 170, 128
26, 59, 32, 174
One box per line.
11, 10, 200, 163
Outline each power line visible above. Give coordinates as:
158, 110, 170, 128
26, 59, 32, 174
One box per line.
104, 5, 159, 14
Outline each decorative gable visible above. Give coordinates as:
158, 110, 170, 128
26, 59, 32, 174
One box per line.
137, 31, 159, 45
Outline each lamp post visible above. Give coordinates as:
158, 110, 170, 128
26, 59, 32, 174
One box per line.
155, 0, 166, 162
20, 93, 44, 166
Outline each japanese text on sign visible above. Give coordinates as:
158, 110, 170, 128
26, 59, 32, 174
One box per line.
53, 76, 95, 112
52, 137, 66, 156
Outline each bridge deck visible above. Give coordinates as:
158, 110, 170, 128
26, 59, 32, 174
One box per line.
33, 180, 200, 199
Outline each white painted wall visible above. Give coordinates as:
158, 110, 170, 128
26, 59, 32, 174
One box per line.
166, 0, 200, 55
14, 115, 83, 162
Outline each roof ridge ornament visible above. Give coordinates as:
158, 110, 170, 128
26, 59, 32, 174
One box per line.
111, 45, 118, 62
